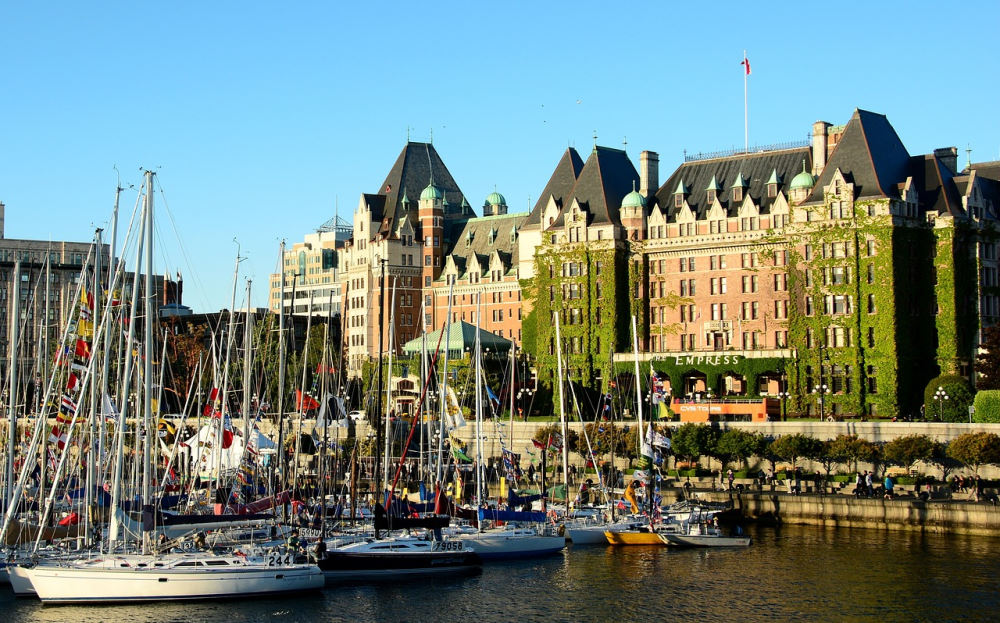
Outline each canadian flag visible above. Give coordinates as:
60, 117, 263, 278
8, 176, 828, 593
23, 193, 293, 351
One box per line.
741, 55, 751, 76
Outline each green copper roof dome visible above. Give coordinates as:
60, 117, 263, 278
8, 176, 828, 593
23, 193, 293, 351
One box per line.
485, 191, 506, 206
622, 189, 646, 208
789, 160, 816, 190
420, 183, 444, 201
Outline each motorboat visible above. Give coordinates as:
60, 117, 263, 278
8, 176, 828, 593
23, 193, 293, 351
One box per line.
317, 534, 480, 580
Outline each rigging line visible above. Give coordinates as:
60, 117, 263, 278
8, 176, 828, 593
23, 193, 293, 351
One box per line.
153, 177, 211, 312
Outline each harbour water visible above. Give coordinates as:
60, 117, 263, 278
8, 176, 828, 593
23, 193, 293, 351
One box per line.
3, 525, 998, 622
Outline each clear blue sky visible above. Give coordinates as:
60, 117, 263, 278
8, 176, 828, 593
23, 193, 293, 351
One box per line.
2, 2, 998, 313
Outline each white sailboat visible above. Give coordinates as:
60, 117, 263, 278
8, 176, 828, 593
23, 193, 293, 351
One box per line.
17, 551, 323, 604
10, 172, 323, 603
451, 294, 564, 561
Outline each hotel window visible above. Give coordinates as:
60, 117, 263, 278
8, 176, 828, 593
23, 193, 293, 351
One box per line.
805, 296, 814, 316
720, 303, 727, 319
688, 257, 696, 271
867, 239, 876, 256
868, 294, 876, 314
688, 279, 696, 295
806, 329, 814, 349
867, 264, 874, 284
751, 301, 759, 319
767, 182, 778, 198
595, 261, 602, 276
720, 277, 727, 293
680, 281, 688, 296
804, 244, 813, 261
680, 258, 687, 272
710, 219, 722, 234
675, 194, 684, 208
776, 331, 787, 348
711, 303, 719, 321
868, 327, 876, 347
707, 189, 717, 203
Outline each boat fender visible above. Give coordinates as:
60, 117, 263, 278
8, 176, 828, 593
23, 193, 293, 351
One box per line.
557, 524, 565, 537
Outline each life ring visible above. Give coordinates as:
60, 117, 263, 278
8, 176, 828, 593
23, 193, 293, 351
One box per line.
826, 416, 835, 422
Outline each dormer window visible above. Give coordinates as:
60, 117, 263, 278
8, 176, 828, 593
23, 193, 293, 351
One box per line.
707, 189, 717, 203
674, 194, 684, 208
732, 187, 743, 203
767, 183, 777, 198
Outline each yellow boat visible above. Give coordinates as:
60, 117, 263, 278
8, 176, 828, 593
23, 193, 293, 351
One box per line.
604, 527, 666, 546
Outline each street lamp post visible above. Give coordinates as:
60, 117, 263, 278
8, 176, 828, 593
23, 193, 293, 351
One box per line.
777, 390, 792, 421
934, 386, 949, 422
812, 384, 830, 420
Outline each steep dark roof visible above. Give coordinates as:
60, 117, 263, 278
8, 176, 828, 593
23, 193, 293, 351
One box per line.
374, 142, 467, 227
805, 109, 911, 203
971, 160, 1000, 182
524, 148, 584, 226
554, 147, 639, 227
445, 212, 527, 278
912, 153, 963, 217
362, 194, 387, 223
655, 148, 810, 221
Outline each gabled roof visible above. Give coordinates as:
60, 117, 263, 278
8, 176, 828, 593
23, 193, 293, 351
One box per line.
805, 109, 911, 203
552, 146, 639, 227
970, 160, 1000, 182
655, 147, 809, 221
445, 212, 527, 278
524, 148, 585, 226
911, 153, 964, 217
372, 142, 467, 226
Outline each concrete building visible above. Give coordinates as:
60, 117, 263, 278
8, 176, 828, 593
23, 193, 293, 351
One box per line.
270, 217, 351, 318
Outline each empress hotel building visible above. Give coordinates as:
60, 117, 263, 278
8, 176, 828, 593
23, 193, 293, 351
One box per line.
271, 109, 1000, 419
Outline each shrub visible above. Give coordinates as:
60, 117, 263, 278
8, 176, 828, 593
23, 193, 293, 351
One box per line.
923, 376, 974, 422
973, 390, 1000, 423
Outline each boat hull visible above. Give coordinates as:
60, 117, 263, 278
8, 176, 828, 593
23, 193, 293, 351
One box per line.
456, 533, 565, 560
604, 530, 666, 546
658, 533, 752, 547
25, 563, 323, 604
7, 565, 35, 596
318, 551, 480, 580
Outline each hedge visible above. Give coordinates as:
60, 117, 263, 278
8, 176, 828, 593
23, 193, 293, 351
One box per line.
973, 390, 1000, 423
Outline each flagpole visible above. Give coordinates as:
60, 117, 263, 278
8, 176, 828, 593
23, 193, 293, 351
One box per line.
743, 49, 748, 154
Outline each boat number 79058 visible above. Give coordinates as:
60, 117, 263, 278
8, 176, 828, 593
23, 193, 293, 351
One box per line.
431, 540, 464, 551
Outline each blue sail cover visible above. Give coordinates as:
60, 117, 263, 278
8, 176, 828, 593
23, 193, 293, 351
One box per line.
507, 492, 542, 507
477, 509, 547, 523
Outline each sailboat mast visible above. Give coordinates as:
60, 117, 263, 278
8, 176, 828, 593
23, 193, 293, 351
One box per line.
553, 312, 569, 504
277, 240, 287, 508
84, 228, 102, 544
109, 200, 146, 545
292, 290, 314, 490
242, 279, 253, 443
4, 260, 20, 509
382, 278, 396, 498
474, 293, 483, 510
141, 170, 155, 554
435, 281, 454, 487
373, 258, 386, 502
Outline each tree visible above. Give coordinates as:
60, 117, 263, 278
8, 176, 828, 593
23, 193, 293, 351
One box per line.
923, 375, 974, 423
975, 325, 1000, 390
973, 390, 1000, 423
769, 434, 821, 471
713, 429, 758, 472
671, 423, 716, 468
882, 434, 938, 474
817, 436, 853, 477
946, 432, 1000, 475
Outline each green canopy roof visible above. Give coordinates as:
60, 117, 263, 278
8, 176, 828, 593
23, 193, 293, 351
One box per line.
402, 321, 513, 358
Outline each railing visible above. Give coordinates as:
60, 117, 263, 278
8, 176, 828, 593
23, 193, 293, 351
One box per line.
683, 139, 810, 162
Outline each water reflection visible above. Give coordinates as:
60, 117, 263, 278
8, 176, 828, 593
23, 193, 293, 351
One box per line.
3, 526, 999, 623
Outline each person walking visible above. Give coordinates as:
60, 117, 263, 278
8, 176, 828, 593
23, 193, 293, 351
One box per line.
865, 471, 874, 496
975, 475, 983, 502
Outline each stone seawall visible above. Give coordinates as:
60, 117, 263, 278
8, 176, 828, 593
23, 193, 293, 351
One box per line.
691, 490, 1000, 536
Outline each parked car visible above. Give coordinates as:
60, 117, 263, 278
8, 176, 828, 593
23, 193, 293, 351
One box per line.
348, 410, 366, 421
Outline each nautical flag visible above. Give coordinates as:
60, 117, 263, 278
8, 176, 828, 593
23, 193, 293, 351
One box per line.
102, 393, 119, 422
451, 446, 472, 463
532, 438, 546, 450
501, 448, 522, 482
204, 387, 220, 418
650, 429, 672, 450
485, 384, 500, 411
296, 389, 320, 411
74, 338, 91, 360
59, 395, 78, 418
